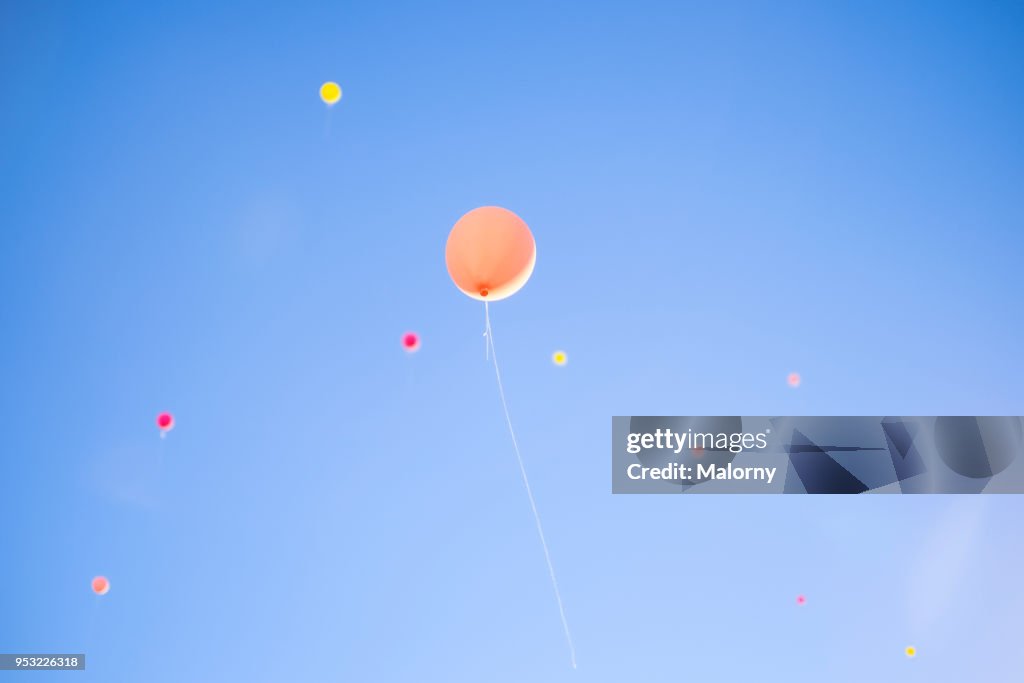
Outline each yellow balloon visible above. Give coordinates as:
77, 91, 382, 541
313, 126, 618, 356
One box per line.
320, 82, 342, 105
905, 646, 916, 658
552, 351, 567, 366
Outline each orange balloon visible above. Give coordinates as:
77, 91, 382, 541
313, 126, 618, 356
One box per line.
445, 207, 536, 302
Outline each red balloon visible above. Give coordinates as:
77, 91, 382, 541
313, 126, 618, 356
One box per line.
92, 576, 109, 595
402, 332, 420, 352
156, 412, 174, 431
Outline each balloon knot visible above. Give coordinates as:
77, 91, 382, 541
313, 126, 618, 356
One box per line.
480, 289, 489, 297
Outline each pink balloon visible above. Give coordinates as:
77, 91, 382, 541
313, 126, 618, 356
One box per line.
156, 412, 174, 431
788, 373, 801, 388
402, 332, 420, 352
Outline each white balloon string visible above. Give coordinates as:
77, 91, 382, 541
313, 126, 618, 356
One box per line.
484, 302, 490, 361
483, 301, 577, 669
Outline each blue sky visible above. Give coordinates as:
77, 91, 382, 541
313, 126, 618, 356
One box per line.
1, 1, 1022, 680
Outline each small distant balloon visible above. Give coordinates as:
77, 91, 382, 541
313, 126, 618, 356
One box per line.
320, 81, 342, 105
788, 372, 801, 388
92, 576, 109, 595
796, 594, 806, 605
905, 646, 916, 658
552, 350, 567, 366
402, 332, 420, 353
157, 412, 174, 435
